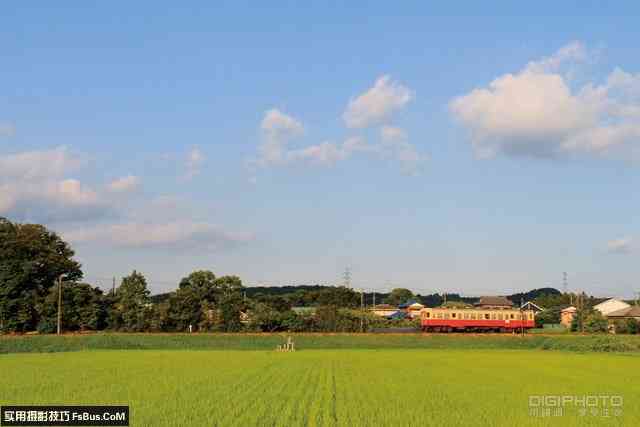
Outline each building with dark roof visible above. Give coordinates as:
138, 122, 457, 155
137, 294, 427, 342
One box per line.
474, 296, 514, 309
606, 305, 640, 320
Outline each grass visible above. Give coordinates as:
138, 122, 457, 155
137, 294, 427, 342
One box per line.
2, 332, 640, 354
1, 349, 637, 426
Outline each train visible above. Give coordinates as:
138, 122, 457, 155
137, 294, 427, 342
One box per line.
420, 307, 535, 332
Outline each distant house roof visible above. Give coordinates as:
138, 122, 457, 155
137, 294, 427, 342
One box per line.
521, 301, 544, 311
594, 298, 631, 316
561, 306, 577, 313
607, 305, 640, 318
398, 299, 420, 309
475, 296, 513, 307
387, 311, 407, 320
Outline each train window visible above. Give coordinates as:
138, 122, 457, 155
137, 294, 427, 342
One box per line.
464, 313, 469, 320
498, 313, 503, 320
444, 313, 450, 319
425, 312, 430, 318
437, 313, 442, 319
470, 313, 476, 320
491, 313, 496, 320
452, 312, 457, 318
484, 313, 490, 320
510, 314, 515, 319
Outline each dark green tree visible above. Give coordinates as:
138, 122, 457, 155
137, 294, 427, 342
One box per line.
584, 310, 609, 333
115, 270, 150, 331
385, 288, 415, 306
0, 217, 83, 332
36, 283, 106, 333
317, 286, 359, 308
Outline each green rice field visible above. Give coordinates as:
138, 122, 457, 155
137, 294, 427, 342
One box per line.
1, 346, 638, 426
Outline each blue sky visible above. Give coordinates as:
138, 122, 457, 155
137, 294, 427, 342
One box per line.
1, 2, 639, 297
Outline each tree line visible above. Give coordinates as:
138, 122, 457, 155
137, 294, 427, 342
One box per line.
2, 217, 637, 334
0, 217, 414, 334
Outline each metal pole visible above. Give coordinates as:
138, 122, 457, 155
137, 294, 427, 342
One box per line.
56, 275, 63, 335
360, 289, 364, 333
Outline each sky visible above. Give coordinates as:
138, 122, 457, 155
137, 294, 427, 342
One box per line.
1, 2, 639, 297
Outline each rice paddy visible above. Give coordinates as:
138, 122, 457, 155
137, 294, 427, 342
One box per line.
1, 347, 638, 426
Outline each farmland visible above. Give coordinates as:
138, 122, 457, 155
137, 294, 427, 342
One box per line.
1, 337, 639, 426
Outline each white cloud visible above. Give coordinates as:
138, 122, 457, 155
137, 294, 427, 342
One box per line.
607, 236, 633, 254
450, 42, 640, 159
0, 179, 108, 223
255, 109, 305, 167
343, 75, 413, 128
380, 126, 424, 174
261, 108, 304, 139
64, 221, 254, 250
0, 147, 109, 222
251, 107, 425, 173
0, 146, 83, 180
184, 147, 205, 179
107, 175, 140, 193
0, 123, 15, 137
524, 41, 588, 74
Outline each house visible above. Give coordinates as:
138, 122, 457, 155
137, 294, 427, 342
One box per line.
560, 306, 577, 328
474, 296, 513, 309
594, 298, 631, 316
398, 300, 425, 318
370, 304, 398, 317
606, 305, 640, 322
520, 301, 544, 313
386, 310, 408, 320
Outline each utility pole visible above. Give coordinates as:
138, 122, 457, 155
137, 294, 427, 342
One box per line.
359, 288, 364, 333
56, 274, 64, 335
520, 297, 525, 337
112, 276, 116, 296
373, 291, 376, 307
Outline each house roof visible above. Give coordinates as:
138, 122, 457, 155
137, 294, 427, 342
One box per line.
521, 301, 544, 311
387, 311, 407, 319
475, 296, 513, 306
594, 298, 630, 309
398, 300, 419, 308
607, 305, 640, 318
561, 306, 577, 313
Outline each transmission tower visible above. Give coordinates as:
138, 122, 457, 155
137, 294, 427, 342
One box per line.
343, 266, 352, 288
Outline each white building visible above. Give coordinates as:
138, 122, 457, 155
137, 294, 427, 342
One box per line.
593, 298, 631, 316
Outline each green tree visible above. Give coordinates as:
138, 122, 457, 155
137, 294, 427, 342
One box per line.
36, 283, 106, 333
178, 270, 218, 301
115, 270, 150, 331
0, 217, 83, 332
170, 271, 245, 331
385, 288, 415, 306
247, 302, 285, 332
583, 310, 609, 333
317, 286, 359, 308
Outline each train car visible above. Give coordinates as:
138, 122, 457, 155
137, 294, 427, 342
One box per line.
420, 307, 535, 332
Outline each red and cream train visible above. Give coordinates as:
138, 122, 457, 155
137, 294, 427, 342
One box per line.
420, 307, 535, 332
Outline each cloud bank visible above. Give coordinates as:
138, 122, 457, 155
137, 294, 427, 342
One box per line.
450, 42, 640, 160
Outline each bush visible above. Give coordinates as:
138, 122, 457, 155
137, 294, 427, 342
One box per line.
614, 319, 639, 334
584, 310, 608, 333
